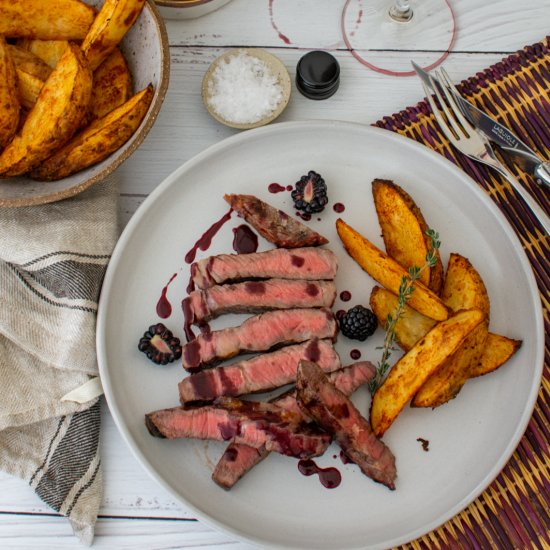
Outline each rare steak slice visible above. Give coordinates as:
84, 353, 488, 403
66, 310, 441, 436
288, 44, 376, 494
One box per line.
183, 278, 337, 325
296, 360, 397, 489
145, 397, 330, 459
212, 361, 376, 489
179, 339, 340, 403
182, 308, 338, 371
191, 247, 338, 290
224, 194, 329, 248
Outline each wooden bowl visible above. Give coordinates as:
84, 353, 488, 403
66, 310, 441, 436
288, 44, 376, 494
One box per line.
155, 0, 233, 20
0, 0, 170, 208
202, 48, 291, 130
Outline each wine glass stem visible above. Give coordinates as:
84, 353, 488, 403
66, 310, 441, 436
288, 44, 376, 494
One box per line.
389, 0, 413, 22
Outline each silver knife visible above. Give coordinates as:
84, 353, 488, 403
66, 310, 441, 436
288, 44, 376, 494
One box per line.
412, 62, 550, 188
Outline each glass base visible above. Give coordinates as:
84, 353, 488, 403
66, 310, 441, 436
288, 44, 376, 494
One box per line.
341, 0, 457, 77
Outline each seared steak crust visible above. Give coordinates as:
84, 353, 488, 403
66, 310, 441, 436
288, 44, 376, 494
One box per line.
145, 397, 331, 459
224, 194, 329, 248
296, 361, 397, 489
191, 247, 338, 290
180, 339, 340, 403
212, 361, 377, 489
182, 308, 338, 371
183, 279, 337, 325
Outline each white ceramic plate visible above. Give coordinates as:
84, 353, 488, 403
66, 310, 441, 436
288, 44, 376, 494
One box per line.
97, 121, 544, 550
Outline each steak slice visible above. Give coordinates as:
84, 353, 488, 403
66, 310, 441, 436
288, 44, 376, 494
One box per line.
296, 360, 397, 489
145, 397, 330, 459
179, 339, 340, 404
182, 308, 338, 371
224, 194, 329, 248
191, 247, 338, 290
212, 361, 376, 489
183, 279, 337, 325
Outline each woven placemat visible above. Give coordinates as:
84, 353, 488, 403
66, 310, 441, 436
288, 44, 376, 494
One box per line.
374, 38, 550, 549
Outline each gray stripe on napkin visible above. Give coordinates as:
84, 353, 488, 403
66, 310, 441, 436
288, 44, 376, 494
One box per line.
36, 401, 101, 512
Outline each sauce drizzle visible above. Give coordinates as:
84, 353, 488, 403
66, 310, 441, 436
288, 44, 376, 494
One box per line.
298, 459, 341, 489
232, 225, 259, 254
156, 272, 177, 318
184, 208, 233, 264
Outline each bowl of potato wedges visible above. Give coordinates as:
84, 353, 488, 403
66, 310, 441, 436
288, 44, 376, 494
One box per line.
0, 0, 170, 207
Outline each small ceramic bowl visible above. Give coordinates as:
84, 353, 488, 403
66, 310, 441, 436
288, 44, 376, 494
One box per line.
202, 48, 291, 130
155, 0, 232, 20
0, 0, 170, 207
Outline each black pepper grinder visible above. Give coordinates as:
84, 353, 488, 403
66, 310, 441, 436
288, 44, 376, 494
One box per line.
296, 50, 340, 100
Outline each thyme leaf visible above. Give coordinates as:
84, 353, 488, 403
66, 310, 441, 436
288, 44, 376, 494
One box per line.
368, 229, 441, 395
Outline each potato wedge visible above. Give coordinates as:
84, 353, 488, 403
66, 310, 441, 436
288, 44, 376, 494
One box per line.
32, 85, 153, 181
372, 179, 444, 294
0, 38, 20, 149
370, 286, 437, 350
89, 48, 132, 120
18, 39, 69, 68
441, 253, 491, 321
412, 253, 491, 407
370, 308, 485, 437
82, 0, 146, 71
411, 321, 488, 407
0, 0, 95, 40
336, 218, 449, 321
470, 333, 522, 377
0, 44, 92, 177
7, 45, 52, 109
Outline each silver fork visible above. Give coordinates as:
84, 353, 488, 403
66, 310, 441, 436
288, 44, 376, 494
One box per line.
420, 70, 550, 235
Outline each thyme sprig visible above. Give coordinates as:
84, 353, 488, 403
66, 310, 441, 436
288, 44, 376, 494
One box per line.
368, 229, 441, 394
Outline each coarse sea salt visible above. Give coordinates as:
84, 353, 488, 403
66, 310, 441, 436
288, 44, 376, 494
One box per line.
207, 51, 284, 124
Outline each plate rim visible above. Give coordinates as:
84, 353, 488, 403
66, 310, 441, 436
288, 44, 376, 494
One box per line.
97, 119, 544, 549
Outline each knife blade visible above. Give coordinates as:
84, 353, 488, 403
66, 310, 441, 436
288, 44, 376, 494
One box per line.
412, 61, 550, 187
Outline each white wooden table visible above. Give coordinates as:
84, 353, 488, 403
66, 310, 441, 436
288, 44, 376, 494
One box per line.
1, 0, 548, 547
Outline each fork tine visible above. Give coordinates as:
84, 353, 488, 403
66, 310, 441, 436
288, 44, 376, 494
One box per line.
421, 81, 458, 144
437, 70, 477, 133
429, 74, 464, 139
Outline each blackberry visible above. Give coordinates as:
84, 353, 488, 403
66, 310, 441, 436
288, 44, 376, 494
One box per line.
138, 323, 182, 365
339, 305, 378, 341
291, 170, 328, 214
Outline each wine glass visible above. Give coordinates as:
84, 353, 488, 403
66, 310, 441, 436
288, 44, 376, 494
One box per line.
341, 0, 457, 77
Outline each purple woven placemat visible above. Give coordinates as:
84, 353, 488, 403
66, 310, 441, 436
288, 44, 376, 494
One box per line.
374, 38, 550, 549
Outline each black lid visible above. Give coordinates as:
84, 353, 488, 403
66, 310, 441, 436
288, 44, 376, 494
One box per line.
296, 50, 340, 100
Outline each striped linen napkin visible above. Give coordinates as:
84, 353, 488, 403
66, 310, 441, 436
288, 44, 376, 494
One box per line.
0, 175, 119, 545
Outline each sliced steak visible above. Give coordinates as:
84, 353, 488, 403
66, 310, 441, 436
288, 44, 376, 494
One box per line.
212, 361, 376, 489
296, 360, 397, 489
191, 247, 338, 290
224, 194, 329, 248
180, 339, 340, 403
145, 397, 330, 459
182, 308, 338, 371
183, 279, 337, 325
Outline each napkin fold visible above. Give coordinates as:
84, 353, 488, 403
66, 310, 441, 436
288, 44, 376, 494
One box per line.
0, 175, 120, 545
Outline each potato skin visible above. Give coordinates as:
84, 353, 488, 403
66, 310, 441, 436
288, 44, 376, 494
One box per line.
0, 43, 92, 177
0, 0, 95, 40
372, 179, 444, 294
0, 37, 20, 149
32, 85, 153, 181
82, 0, 146, 71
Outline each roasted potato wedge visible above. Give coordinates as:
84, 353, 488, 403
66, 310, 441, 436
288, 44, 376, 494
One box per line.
89, 48, 132, 120
0, 38, 20, 149
470, 333, 522, 377
372, 179, 444, 294
7, 45, 52, 109
370, 308, 485, 437
441, 253, 491, 321
336, 218, 449, 321
370, 286, 437, 350
0, 44, 92, 177
0, 0, 95, 40
18, 39, 69, 68
82, 0, 146, 71
412, 253, 491, 407
32, 85, 153, 181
